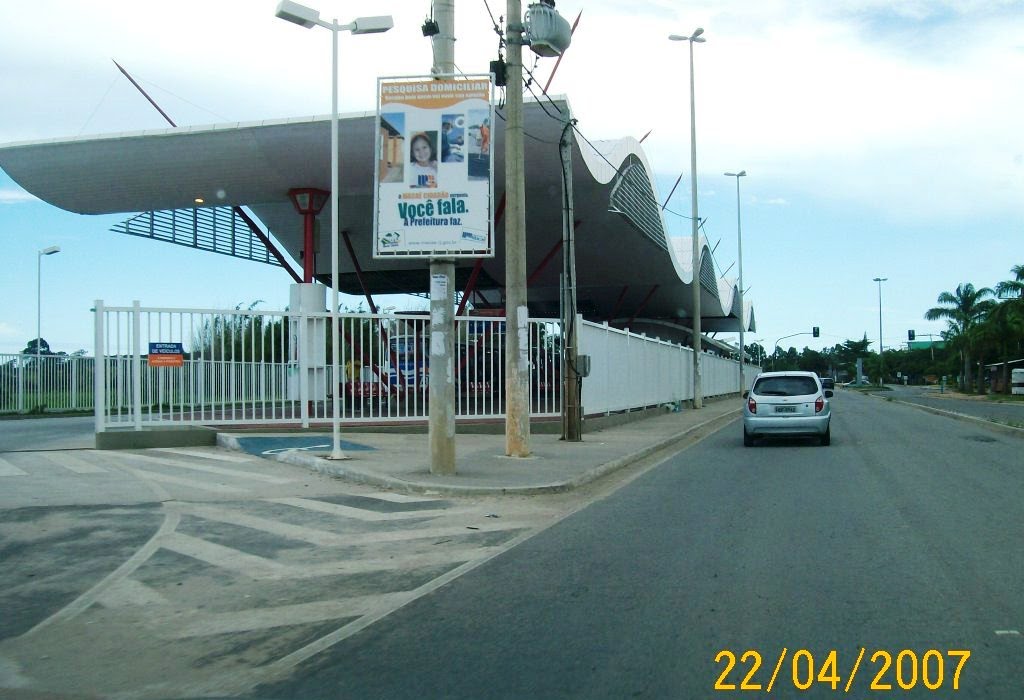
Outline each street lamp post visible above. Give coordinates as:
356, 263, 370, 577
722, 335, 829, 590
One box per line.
36, 245, 60, 409
275, 1, 393, 460
670, 29, 706, 409
873, 277, 887, 385
725, 170, 746, 393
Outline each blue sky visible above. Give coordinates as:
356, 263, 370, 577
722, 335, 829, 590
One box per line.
1, 0, 1022, 356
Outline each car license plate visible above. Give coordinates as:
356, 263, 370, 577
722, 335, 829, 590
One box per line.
775, 405, 796, 413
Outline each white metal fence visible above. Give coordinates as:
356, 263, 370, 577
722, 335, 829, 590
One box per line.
10, 303, 754, 428
92, 302, 563, 430
579, 320, 754, 414
0, 353, 95, 414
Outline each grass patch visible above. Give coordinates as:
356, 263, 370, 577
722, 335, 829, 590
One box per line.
0, 409, 94, 420
988, 393, 1024, 403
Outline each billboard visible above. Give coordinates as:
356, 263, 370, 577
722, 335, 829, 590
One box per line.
373, 76, 494, 258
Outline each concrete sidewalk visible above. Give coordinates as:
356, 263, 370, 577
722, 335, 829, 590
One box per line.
219, 399, 741, 496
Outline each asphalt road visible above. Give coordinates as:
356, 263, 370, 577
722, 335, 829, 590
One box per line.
0, 415, 95, 452
252, 391, 1024, 699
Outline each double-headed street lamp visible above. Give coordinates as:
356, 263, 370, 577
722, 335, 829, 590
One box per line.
725, 170, 746, 393
873, 277, 887, 385
669, 27, 706, 409
275, 1, 393, 460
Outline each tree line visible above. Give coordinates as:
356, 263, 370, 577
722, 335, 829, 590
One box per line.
753, 264, 1024, 394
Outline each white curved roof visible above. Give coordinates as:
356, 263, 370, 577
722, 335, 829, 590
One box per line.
0, 96, 753, 342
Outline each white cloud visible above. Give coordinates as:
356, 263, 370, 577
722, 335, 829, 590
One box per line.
751, 197, 788, 206
0, 189, 36, 204
1, 1, 1021, 225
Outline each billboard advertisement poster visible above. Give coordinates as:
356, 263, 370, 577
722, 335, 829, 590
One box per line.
374, 76, 494, 258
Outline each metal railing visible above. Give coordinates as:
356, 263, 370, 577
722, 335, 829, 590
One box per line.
7, 309, 756, 424
0, 353, 95, 414
579, 320, 754, 414
92, 302, 562, 430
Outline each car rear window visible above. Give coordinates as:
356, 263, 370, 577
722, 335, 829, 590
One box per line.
752, 376, 820, 396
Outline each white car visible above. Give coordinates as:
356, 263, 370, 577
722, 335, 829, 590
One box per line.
742, 371, 833, 446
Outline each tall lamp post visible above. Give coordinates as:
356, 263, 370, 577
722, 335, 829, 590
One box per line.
37, 246, 61, 357
36, 245, 60, 409
725, 170, 746, 393
670, 28, 706, 409
275, 1, 393, 460
873, 277, 887, 385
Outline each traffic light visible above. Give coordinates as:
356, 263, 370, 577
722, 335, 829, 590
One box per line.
812, 326, 820, 338
908, 330, 916, 341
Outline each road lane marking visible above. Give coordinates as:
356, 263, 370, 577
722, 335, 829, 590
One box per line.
128, 468, 248, 494
360, 491, 441, 504
115, 453, 292, 484
39, 452, 107, 474
267, 496, 473, 522
0, 456, 28, 476
161, 530, 493, 581
292, 547, 495, 578
178, 503, 534, 547
153, 447, 257, 463
96, 578, 170, 608
259, 531, 541, 680
177, 505, 352, 546
161, 532, 290, 578
25, 507, 181, 636
171, 593, 414, 638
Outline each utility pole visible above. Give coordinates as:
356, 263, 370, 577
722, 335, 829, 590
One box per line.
560, 118, 581, 441
429, 0, 457, 474
504, 0, 531, 457
688, 33, 703, 409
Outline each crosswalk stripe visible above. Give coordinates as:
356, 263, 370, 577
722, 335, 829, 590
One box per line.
162, 532, 290, 578
179, 503, 533, 547
153, 447, 256, 463
267, 496, 473, 522
114, 453, 292, 484
96, 577, 170, 608
162, 531, 494, 581
171, 593, 413, 638
363, 491, 442, 504
178, 505, 351, 546
294, 547, 499, 578
39, 452, 107, 474
129, 469, 248, 494
0, 456, 28, 476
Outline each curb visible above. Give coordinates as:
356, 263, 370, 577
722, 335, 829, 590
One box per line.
257, 407, 741, 497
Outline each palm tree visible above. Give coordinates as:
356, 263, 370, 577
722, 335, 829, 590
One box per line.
988, 264, 1024, 392
994, 264, 1024, 300
925, 283, 994, 392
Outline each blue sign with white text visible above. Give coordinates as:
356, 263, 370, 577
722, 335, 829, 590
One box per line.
149, 342, 184, 354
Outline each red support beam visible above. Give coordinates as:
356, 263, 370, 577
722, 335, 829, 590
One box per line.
341, 230, 378, 314
301, 212, 316, 282
233, 208, 302, 283
527, 240, 563, 286
114, 60, 302, 284
542, 10, 583, 94
627, 285, 660, 327
607, 286, 629, 323
456, 259, 485, 317
662, 171, 685, 211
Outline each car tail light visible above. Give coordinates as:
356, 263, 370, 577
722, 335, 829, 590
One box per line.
815, 396, 824, 413
747, 397, 757, 414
